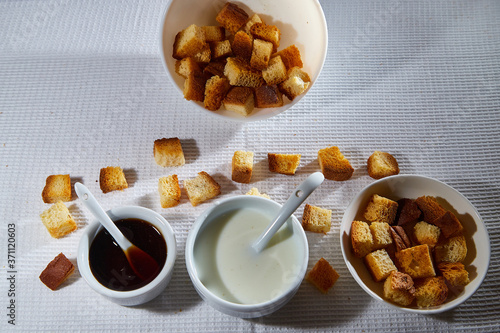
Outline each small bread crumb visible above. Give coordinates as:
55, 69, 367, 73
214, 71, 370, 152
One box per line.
245, 187, 270, 199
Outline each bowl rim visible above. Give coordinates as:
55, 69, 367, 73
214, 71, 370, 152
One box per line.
185, 195, 309, 314
340, 174, 491, 314
77, 206, 177, 300
158, 0, 329, 122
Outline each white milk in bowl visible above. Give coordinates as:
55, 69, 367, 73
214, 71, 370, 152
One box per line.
193, 207, 304, 305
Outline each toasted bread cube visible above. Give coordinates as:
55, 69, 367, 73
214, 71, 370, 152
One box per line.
40, 201, 77, 238
383, 271, 416, 306
223, 86, 255, 116
224, 57, 264, 88
432, 211, 463, 238
175, 57, 202, 79
210, 40, 232, 59
99, 166, 128, 193
262, 56, 287, 85
42, 174, 72, 203
232, 150, 254, 183
279, 67, 311, 100
395, 198, 422, 226
268, 153, 301, 175
370, 222, 393, 250
363, 194, 398, 224
273, 45, 303, 70
202, 26, 225, 42
183, 72, 206, 102
250, 39, 273, 70
415, 277, 448, 308
249, 22, 281, 51
203, 61, 226, 78
242, 13, 264, 34
437, 262, 469, 287
204, 75, 230, 111
192, 43, 211, 63
255, 85, 283, 108
317, 146, 354, 181
183, 171, 221, 206
306, 258, 339, 293
232, 31, 253, 62
415, 196, 447, 224
39, 253, 75, 290
390, 225, 411, 252
158, 175, 181, 208
154, 137, 185, 167
364, 249, 397, 282
173, 24, 206, 60
302, 204, 332, 234
367, 151, 400, 179
351, 220, 374, 258
395, 244, 436, 279
434, 235, 467, 263
414, 221, 441, 246
245, 187, 270, 199
216, 2, 249, 35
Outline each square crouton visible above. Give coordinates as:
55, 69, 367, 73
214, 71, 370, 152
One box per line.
175, 57, 202, 79
204, 75, 230, 111
42, 174, 72, 203
40, 201, 77, 238
245, 187, 270, 199
250, 39, 273, 70
431, 211, 463, 239
224, 57, 264, 88
363, 194, 398, 224
306, 258, 339, 293
232, 150, 254, 183
262, 56, 287, 85
154, 137, 186, 167
249, 23, 281, 51
242, 13, 264, 34
158, 175, 181, 208
415, 196, 447, 224
183, 171, 221, 206
278, 67, 310, 100
395, 198, 422, 226
273, 44, 303, 70
364, 249, 397, 282
268, 153, 301, 175
215, 2, 249, 35
415, 277, 448, 308
255, 85, 283, 108
210, 40, 232, 60
223, 86, 255, 116
437, 262, 469, 287
183, 72, 206, 102
434, 235, 467, 263
99, 166, 128, 193
351, 221, 374, 258
39, 253, 75, 290
390, 225, 411, 252
232, 31, 253, 62
317, 146, 354, 181
414, 221, 441, 246
395, 244, 436, 279
370, 222, 393, 250
173, 24, 206, 60
302, 204, 332, 234
367, 151, 400, 179
383, 271, 416, 306
202, 26, 225, 42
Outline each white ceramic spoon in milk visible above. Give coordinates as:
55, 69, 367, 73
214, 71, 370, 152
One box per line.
251, 172, 325, 253
74, 182, 160, 281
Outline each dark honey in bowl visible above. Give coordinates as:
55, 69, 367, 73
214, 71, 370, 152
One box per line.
89, 218, 167, 291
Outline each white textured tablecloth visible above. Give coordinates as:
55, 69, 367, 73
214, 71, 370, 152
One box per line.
1, 0, 499, 331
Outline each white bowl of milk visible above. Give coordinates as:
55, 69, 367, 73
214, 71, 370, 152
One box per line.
185, 195, 309, 318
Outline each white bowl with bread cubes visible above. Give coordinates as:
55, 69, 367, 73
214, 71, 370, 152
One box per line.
340, 175, 490, 313
159, 0, 328, 121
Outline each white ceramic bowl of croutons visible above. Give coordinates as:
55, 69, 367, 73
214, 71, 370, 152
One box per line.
340, 175, 490, 314
159, 0, 328, 122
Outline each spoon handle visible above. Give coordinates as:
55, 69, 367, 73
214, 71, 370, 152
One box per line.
74, 182, 132, 250
252, 172, 325, 253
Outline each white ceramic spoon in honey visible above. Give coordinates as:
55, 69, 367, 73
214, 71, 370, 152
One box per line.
74, 182, 159, 281
251, 172, 325, 253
